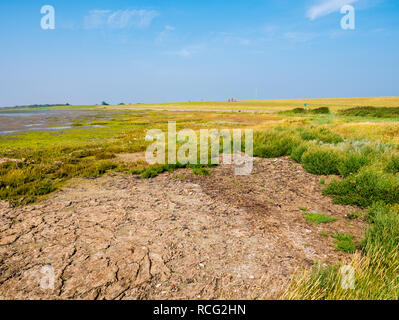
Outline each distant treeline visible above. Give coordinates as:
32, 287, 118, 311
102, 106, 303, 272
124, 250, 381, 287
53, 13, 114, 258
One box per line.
1, 103, 70, 109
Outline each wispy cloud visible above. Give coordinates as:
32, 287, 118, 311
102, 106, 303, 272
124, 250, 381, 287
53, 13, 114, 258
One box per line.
164, 44, 203, 58
307, 0, 358, 20
156, 25, 176, 43
84, 9, 159, 29
173, 49, 193, 57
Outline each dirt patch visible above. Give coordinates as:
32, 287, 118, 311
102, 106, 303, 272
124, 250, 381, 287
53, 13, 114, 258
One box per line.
115, 152, 146, 164
0, 158, 23, 165
0, 157, 366, 300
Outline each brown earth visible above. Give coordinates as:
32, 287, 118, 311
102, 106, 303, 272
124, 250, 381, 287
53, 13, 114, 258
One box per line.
0, 158, 23, 165
0, 157, 366, 300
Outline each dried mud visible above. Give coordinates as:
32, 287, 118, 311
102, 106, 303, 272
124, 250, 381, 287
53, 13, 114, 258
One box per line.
0, 157, 366, 300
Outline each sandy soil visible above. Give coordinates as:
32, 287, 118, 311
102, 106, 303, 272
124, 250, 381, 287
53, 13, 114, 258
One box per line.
0, 158, 23, 165
0, 157, 366, 300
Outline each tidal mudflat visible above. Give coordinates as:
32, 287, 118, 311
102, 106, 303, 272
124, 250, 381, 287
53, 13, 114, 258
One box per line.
0, 109, 123, 135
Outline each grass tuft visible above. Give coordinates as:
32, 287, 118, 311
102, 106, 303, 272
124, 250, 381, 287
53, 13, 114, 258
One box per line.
304, 212, 337, 224
332, 233, 357, 253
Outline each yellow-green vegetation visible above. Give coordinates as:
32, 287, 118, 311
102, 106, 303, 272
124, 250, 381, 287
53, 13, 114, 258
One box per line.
99, 96, 399, 112
1, 110, 244, 205
347, 211, 363, 220
284, 247, 399, 300
2, 97, 399, 299
286, 202, 399, 299
331, 233, 357, 253
4, 96, 398, 113
304, 212, 337, 224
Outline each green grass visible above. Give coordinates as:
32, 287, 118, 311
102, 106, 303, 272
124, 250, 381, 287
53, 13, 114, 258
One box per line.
385, 154, 399, 174
299, 127, 343, 144
253, 131, 300, 158
304, 212, 337, 224
192, 167, 210, 176
347, 212, 363, 220
284, 246, 399, 300
363, 202, 399, 254
285, 202, 399, 299
332, 233, 357, 253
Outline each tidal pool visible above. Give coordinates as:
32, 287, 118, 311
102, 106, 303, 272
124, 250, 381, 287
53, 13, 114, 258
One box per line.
0, 110, 113, 135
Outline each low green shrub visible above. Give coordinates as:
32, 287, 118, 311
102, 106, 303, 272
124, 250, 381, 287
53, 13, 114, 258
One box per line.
301, 146, 341, 175
290, 142, 311, 163
291, 108, 307, 113
323, 167, 399, 208
385, 154, 399, 174
337, 153, 372, 177
281, 107, 330, 115
339, 106, 399, 118
310, 107, 330, 114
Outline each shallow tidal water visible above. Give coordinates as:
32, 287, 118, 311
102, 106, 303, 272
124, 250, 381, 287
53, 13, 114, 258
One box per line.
0, 109, 114, 135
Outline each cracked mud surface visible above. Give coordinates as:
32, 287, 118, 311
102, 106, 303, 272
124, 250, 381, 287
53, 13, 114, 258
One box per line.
0, 157, 366, 300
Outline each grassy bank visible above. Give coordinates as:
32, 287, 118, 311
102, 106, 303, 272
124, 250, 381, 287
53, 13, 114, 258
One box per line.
248, 126, 399, 299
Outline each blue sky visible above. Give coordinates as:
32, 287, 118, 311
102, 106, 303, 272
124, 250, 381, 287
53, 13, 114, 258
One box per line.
0, 0, 398, 106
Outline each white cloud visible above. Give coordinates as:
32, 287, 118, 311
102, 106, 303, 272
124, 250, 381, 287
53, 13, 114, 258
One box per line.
165, 44, 203, 58
84, 9, 159, 29
84, 10, 110, 29
164, 25, 175, 31
156, 25, 176, 43
307, 0, 358, 20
